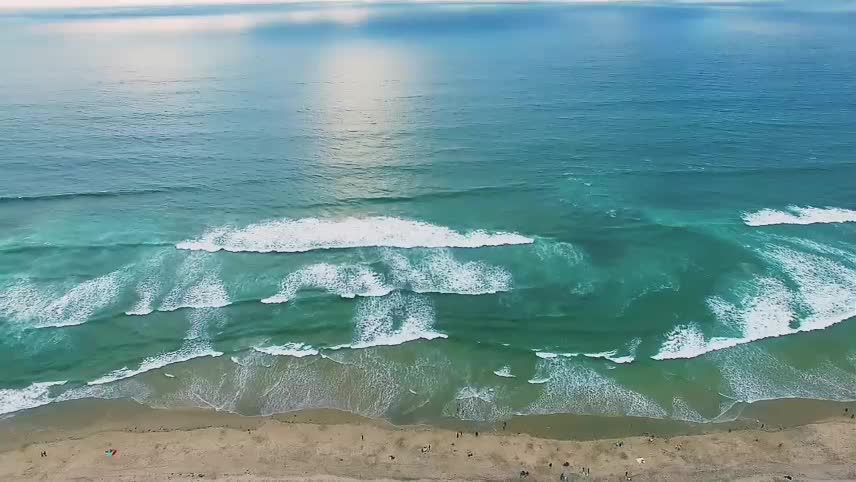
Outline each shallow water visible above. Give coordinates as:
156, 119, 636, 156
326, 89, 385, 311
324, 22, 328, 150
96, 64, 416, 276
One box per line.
1, 1, 855, 423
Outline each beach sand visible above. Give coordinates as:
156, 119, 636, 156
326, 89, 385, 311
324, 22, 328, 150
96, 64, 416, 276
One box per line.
1, 399, 855, 481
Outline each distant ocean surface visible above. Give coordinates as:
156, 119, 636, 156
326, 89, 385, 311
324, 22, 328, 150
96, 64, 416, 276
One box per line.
2, 1, 856, 423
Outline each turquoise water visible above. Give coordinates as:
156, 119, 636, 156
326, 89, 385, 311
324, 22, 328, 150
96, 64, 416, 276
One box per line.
1, 1, 856, 422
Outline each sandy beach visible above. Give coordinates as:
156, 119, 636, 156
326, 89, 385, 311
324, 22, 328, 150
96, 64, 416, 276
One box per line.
1, 399, 855, 481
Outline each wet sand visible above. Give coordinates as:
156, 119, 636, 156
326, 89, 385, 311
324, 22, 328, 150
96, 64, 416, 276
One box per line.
1, 399, 855, 481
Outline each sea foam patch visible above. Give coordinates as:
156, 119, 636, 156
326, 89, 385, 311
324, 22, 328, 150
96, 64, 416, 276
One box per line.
347, 292, 446, 349
670, 397, 707, 423
125, 250, 172, 316
177, 216, 533, 253
654, 242, 856, 360
87, 341, 223, 386
743, 206, 856, 226
525, 358, 666, 419
493, 366, 515, 378
383, 250, 512, 295
582, 338, 641, 364
0, 271, 123, 329
0, 381, 67, 416
162, 275, 230, 311
261, 263, 391, 304
158, 254, 230, 312
443, 386, 511, 421
766, 245, 856, 332
253, 342, 319, 358
126, 274, 160, 316
262, 250, 513, 304
653, 277, 797, 360
715, 346, 856, 403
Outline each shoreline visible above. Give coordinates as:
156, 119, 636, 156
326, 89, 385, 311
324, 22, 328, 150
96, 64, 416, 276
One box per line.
2, 398, 855, 481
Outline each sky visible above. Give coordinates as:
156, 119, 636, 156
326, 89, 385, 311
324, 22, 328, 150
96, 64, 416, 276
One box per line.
1, 0, 771, 11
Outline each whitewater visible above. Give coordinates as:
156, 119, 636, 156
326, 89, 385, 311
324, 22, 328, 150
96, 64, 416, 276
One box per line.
2, 0, 856, 425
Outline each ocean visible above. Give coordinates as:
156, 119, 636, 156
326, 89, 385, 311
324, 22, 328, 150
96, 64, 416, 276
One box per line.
1, 0, 855, 424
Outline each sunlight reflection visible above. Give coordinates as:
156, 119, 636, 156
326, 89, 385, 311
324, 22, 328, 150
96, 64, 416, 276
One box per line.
310, 42, 426, 198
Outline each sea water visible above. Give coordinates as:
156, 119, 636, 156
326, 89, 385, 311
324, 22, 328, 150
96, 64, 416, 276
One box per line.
1, 0, 856, 422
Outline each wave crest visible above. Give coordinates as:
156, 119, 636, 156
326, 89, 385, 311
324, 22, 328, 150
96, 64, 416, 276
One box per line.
0, 272, 122, 329
261, 264, 390, 304
743, 206, 856, 226
176, 217, 533, 253
654, 244, 856, 360
0, 381, 67, 416
347, 292, 446, 349
253, 343, 320, 358
263, 250, 513, 304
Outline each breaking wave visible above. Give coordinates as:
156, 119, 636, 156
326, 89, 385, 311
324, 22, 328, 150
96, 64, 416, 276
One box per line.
262, 250, 512, 304
0, 381, 67, 416
654, 244, 856, 360
87, 341, 223, 386
176, 216, 533, 253
344, 292, 446, 350
88, 309, 224, 385
525, 359, 666, 418
383, 250, 512, 295
493, 366, 515, 378
743, 206, 856, 226
261, 263, 391, 304
0, 271, 123, 329
253, 343, 320, 358
443, 386, 511, 421
129, 254, 230, 315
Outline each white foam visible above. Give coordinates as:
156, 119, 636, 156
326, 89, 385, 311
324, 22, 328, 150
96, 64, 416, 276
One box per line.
767, 246, 856, 332
534, 240, 584, 265
125, 251, 170, 316
160, 275, 230, 311
671, 397, 707, 423
346, 292, 446, 350
263, 251, 513, 304
126, 271, 162, 316
88, 340, 223, 385
0, 271, 122, 328
253, 343, 319, 358
126, 286, 156, 316
384, 250, 513, 295
583, 351, 634, 364
654, 244, 856, 361
177, 217, 534, 253
527, 377, 551, 384
654, 277, 796, 360
186, 308, 225, 340
526, 359, 666, 418
154, 254, 231, 312
493, 366, 515, 378
444, 386, 510, 421
743, 206, 856, 226
229, 351, 272, 369
455, 386, 496, 402
652, 324, 708, 360
716, 345, 856, 403
261, 263, 391, 304
579, 338, 640, 364
0, 381, 67, 416
535, 351, 559, 359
